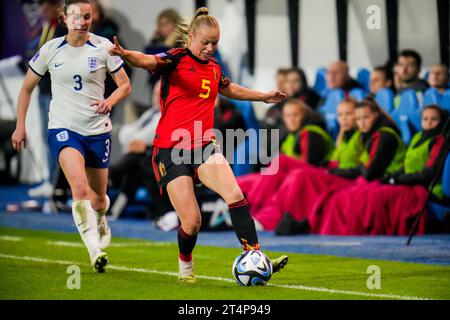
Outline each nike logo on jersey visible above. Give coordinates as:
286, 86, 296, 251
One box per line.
54, 63, 64, 68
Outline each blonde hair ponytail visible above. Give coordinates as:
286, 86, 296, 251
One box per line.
175, 7, 219, 47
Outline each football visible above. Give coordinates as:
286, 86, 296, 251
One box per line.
232, 250, 273, 286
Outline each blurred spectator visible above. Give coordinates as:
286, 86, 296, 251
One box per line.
280, 99, 334, 166
91, 0, 118, 41
336, 98, 406, 181
393, 62, 404, 93
263, 67, 318, 129
326, 61, 361, 93
144, 8, 182, 88
381, 105, 449, 204
396, 49, 429, 93
213, 96, 246, 160
428, 64, 449, 93
27, 0, 67, 198
369, 65, 394, 95
275, 68, 290, 92
109, 81, 174, 221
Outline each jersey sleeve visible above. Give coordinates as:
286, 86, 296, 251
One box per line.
104, 39, 125, 73
152, 49, 181, 75
28, 44, 49, 77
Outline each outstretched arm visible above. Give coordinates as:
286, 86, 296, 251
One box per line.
109, 36, 158, 71
221, 83, 287, 104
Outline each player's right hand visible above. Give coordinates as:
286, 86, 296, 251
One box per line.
109, 36, 126, 57
11, 128, 27, 153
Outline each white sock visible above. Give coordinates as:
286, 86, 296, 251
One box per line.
96, 195, 110, 219
72, 200, 101, 260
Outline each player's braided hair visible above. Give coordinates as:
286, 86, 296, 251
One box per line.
175, 7, 219, 48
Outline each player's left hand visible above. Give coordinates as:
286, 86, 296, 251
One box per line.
91, 100, 113, 114
263, 90, 288, 104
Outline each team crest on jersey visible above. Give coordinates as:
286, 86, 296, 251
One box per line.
88, 57, 99, 71
56, 131, 69, 142
158, 162, 167, 177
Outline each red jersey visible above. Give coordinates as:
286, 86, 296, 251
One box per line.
152, 48, 231, 149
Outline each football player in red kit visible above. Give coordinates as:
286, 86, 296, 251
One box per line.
109, 7, 288, 283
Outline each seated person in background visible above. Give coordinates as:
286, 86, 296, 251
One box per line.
428, 64, 449, 94
237, 98, 335, 221
280, 98, 334, 165
91, 0, 118, 42
213, 96, 246, 160
394, 49, 429, 108
263, 68, 321, 133
382, 105, 449, 204
317, 105, 449, 236
275, 68, 290, 92
326, 61, 361, 93
252, 98, 364, 233
369, 65, 394, 95
332, 98, 406, 181
317, 61, 362, 107
109, 81, 174, 220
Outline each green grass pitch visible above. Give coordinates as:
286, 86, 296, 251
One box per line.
0, 227, 449, 300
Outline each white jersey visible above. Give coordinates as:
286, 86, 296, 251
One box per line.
29, 33, 124, 136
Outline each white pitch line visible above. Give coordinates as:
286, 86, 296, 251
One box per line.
0, 236, 24, 242
46, 241, 171, 248
0, 252, 432, 300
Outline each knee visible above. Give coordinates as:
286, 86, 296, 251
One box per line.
181, 215, 202, 235
71, 180, 89, 200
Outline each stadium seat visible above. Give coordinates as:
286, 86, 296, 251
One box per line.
313, 67, 328, 97
319, 89, 344, 140
391, 90, 420, 144
442, 89, 450, 112
409, 109, 422, 132
230, 99, 259, 176
356, 68, 370, 93
422, 88, 442, 108
349, 88, 366, 102
427, 153, 450, 221
397, 89, 420, 114
375, 88, 394, 113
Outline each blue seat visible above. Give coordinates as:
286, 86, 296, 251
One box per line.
397, 89, 420, 114
313, 67, 328, 97
230, 99, 259, 176
442, 89, 450, 112
428, 153, 450, 221
391, 112, 413, 145
375, 88, 394, 113
422, 88, 442, 108
390, 90, 420, 144
349, 88, 366, 102
319, 89, 344, 140
409, 109, 422, 132
356, 68, 370, 94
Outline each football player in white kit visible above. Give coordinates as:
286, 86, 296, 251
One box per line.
11, 0, 131, 272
